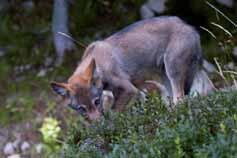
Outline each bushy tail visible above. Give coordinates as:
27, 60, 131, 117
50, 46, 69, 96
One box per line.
190, 69, 216, 96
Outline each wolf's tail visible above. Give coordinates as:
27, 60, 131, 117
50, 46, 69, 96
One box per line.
145, 69, 215, 103
190, 69, 216, 96
147, 69, 215, 97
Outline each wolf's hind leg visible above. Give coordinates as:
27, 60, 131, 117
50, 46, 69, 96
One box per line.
170, 79, 185, 104
164, 52, 190, 104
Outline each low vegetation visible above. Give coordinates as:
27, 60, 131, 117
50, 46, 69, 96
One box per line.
62, 91, 237, 157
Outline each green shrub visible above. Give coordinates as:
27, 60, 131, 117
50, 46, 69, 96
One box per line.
62, 91, 237, 157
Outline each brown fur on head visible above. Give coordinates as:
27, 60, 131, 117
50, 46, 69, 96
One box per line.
51, 58, 104, 121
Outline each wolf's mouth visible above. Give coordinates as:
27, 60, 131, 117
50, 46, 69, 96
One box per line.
68, 103, 87, 115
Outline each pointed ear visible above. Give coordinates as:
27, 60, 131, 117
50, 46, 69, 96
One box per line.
83, 58, 96, 82
50, 81, 69, 97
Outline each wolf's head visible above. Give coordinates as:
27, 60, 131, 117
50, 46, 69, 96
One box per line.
51, 59, 109, 121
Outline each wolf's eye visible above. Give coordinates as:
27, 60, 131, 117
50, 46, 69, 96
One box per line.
92, 97, 100, 106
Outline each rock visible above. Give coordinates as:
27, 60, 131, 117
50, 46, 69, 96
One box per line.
0, 47, 6, 57
140, 5, 154, 19
232, 47, 237, 57
44, 57, 53, 67
216, 0, 233, 8
22, 0, 35, 12
224, 62, 235, 70
15, 76, 26, 82
147, 0, 167, 13
140, 0, 167, 19
7, 154, 21, 158
203, 60, 216, 73
12, 138, 21, 149
20, 141, 30, 153
0, 0, 10, 13
0, 128, 7, 142
35, 143, 43, 154
4, 142, 15, 155
24, 64, 31, 71
37, 69, 47, 77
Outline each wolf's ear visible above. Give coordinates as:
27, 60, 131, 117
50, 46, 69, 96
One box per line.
84, 58, 96, 82
50, 81, 69, 97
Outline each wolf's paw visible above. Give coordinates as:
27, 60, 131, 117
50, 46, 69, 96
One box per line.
137, 90, 147, 103
101, 90, 114, 113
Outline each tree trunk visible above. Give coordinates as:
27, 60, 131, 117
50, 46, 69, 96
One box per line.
52, 0, 75, 66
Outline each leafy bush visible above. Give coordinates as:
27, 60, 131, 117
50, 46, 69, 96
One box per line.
62, 91, 237, 157
39, 117, 62, 158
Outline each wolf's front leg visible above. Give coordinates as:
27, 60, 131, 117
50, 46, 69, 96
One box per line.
110, 77, 142, 111
114, 91, 134, 111
114, 90, 146, 111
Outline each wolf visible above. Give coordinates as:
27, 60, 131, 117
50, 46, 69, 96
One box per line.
51, 16, 214, 121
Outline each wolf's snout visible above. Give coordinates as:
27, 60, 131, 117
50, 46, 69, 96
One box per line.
87, 108, 102, 121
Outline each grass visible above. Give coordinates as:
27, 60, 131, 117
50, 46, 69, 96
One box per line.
62, 91, 237, 157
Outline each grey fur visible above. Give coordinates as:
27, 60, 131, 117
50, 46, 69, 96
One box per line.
78, 16, 214, 108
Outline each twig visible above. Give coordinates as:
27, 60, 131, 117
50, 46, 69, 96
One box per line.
215, 10, 220, 21
200, 26, 217, 39
57, 32, 86, 48
206, 1, 237, 27
211, 22, 233, 37
223, 70, 237, 76
214, 58, 229, 85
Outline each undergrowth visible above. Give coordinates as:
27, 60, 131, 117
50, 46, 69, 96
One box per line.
62, 91, 237, 158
